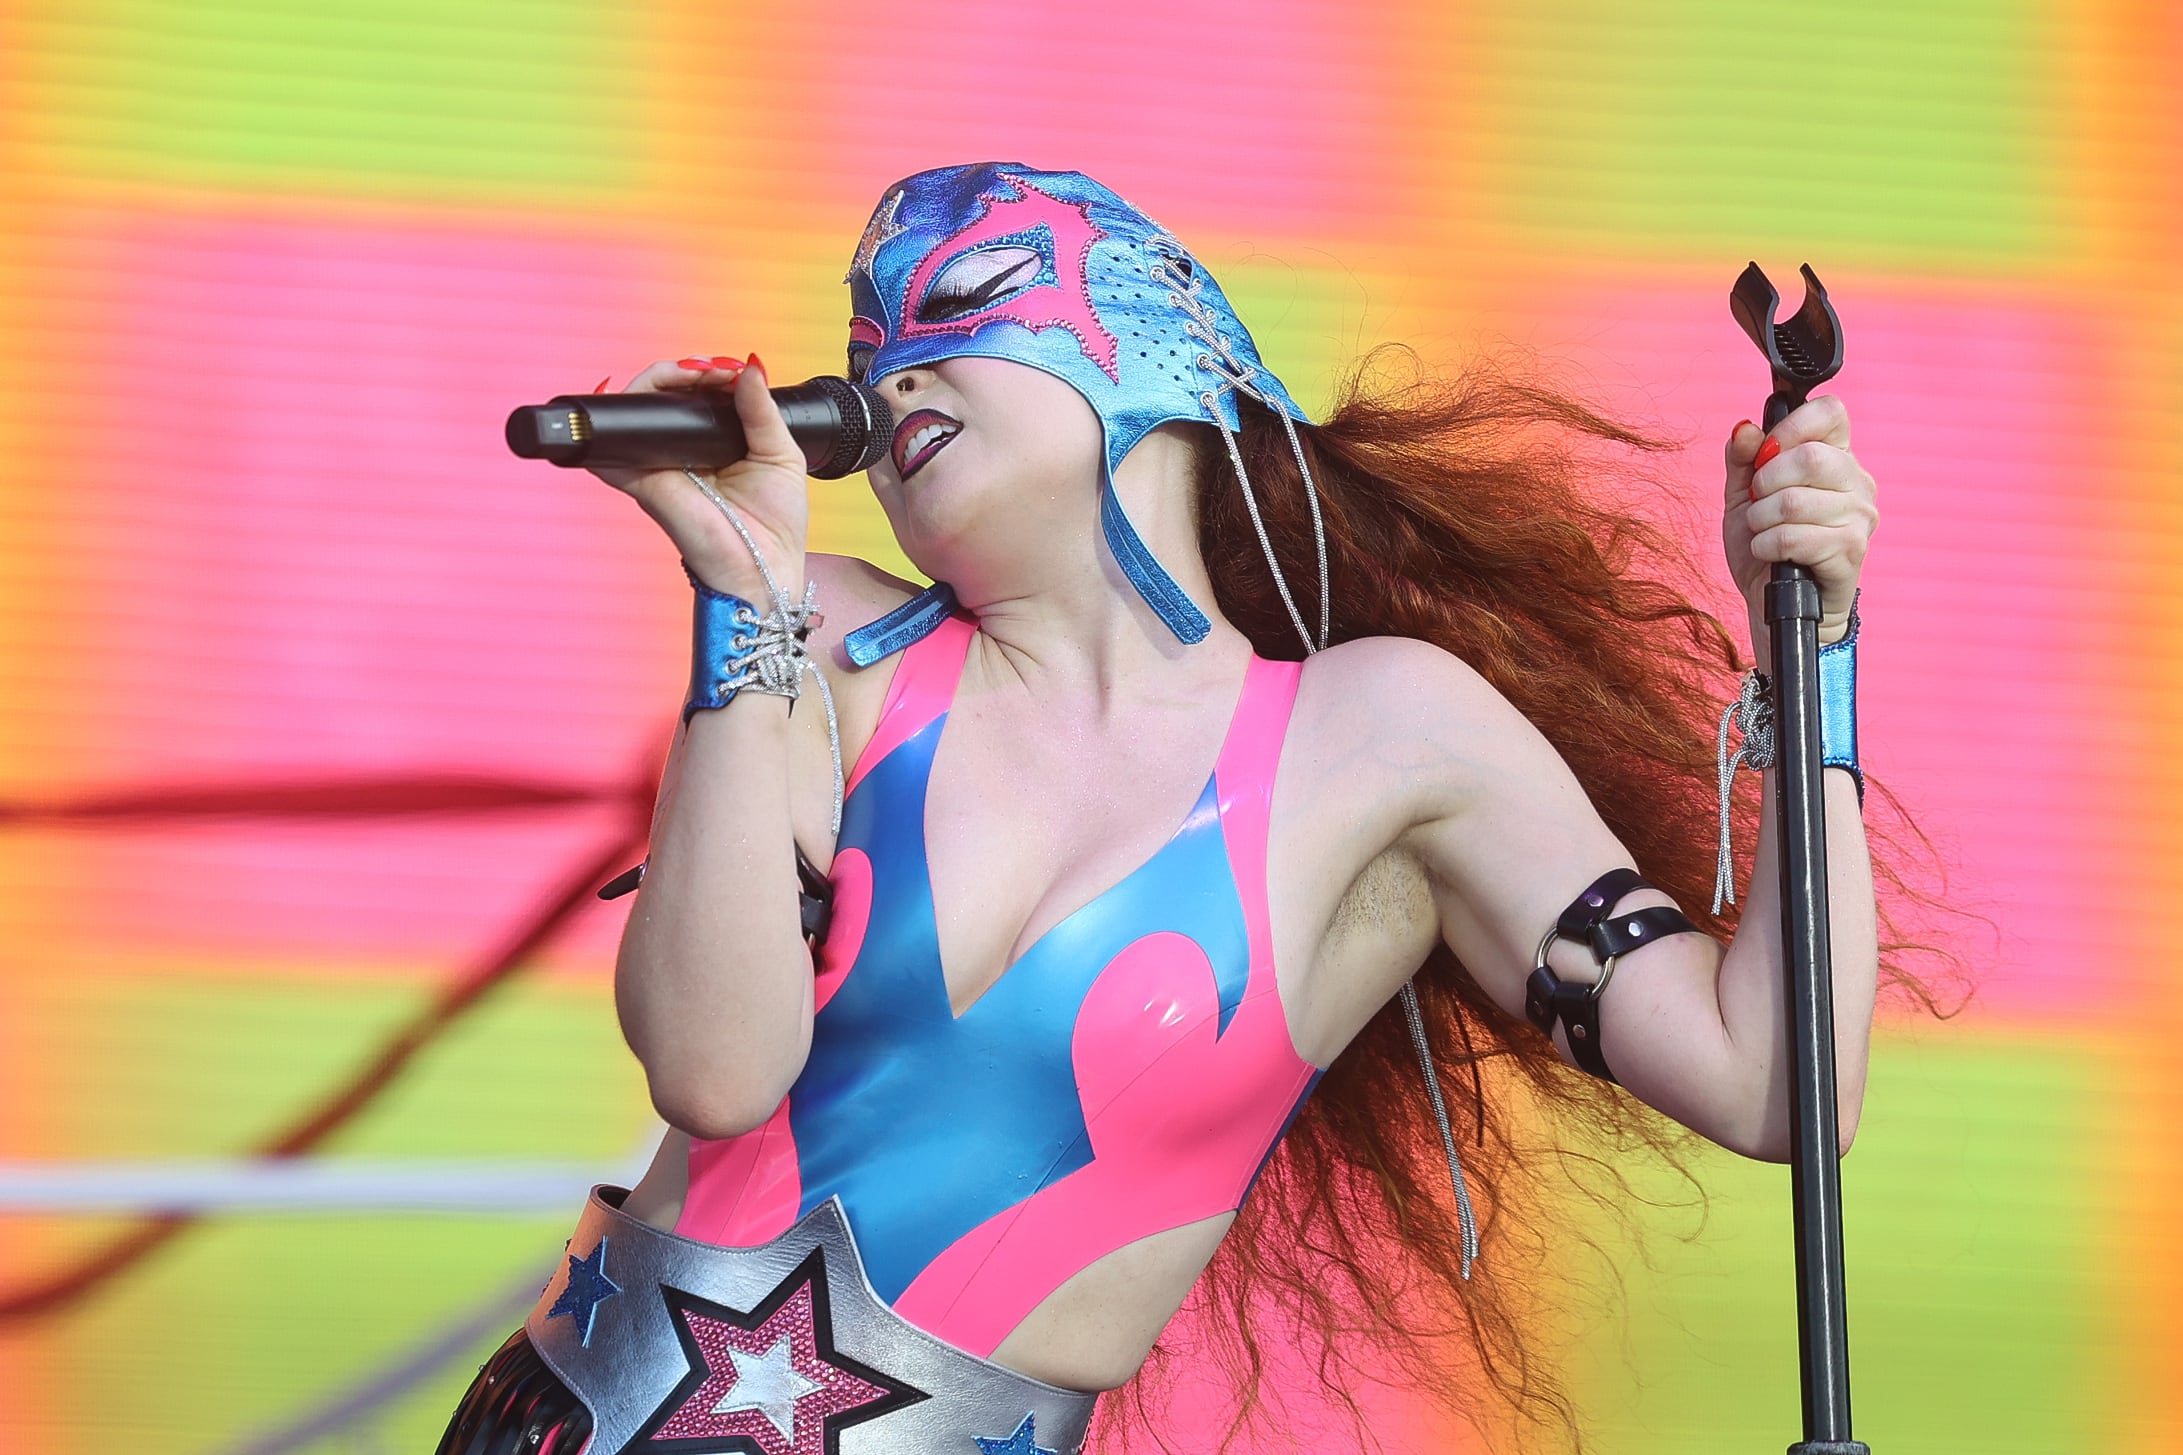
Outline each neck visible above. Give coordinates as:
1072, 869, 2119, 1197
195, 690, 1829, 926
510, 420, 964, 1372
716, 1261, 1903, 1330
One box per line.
944, 429, 1246, 700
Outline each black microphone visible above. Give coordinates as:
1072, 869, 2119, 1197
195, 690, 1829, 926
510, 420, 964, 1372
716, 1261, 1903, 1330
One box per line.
505, 376, 893, 480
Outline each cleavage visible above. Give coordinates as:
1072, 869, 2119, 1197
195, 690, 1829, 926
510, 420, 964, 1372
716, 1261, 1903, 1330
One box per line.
920, 679, 1241, 1018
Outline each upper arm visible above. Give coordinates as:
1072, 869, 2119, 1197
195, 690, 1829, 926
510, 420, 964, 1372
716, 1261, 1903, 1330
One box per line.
1353, 640, 1745, 1110
1375, 641, 1642, 1005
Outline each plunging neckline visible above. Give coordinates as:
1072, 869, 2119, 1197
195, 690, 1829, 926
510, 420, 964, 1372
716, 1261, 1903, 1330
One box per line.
921, 636, 1259, 1021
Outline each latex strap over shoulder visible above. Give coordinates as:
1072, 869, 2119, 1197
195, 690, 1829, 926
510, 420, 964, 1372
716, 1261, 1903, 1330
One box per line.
1101, 477, 1211, 644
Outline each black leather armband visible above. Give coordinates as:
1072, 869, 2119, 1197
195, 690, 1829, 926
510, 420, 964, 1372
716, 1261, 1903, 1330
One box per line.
794, 845, 834, 945
596, 846, 836, 949
1523, 867, 1700, 1085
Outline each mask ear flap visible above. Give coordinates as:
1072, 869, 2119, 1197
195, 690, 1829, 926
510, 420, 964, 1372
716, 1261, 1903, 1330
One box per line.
1100, 469, 1211, 645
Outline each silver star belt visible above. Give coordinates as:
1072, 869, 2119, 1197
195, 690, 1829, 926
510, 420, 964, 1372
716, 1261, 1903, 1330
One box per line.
525, 1185, 1100, 1455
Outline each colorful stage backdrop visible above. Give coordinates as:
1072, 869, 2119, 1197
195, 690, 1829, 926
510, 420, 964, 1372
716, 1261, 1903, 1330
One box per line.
1, 2, 2176, 1451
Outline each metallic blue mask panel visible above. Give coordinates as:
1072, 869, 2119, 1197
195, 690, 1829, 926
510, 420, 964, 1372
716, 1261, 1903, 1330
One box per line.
844, 162, 1310, 647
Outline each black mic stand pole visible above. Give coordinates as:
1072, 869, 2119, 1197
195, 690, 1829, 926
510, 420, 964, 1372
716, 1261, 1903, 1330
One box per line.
1728, 263, 1868, 1455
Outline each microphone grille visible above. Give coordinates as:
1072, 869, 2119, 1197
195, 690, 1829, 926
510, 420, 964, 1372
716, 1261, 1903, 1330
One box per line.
805, 376, 895, 479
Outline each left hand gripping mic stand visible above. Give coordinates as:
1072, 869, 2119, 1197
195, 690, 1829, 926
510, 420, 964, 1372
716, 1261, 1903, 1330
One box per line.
1728, 262, 1869, 1455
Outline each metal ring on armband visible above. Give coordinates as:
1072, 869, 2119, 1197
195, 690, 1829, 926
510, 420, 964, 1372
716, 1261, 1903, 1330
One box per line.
1523, 867, 1701, 1085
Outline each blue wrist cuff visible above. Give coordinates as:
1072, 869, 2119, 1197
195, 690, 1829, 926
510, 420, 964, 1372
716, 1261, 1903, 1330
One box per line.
1818, 599, 1862, 800
683, 567, 762, 723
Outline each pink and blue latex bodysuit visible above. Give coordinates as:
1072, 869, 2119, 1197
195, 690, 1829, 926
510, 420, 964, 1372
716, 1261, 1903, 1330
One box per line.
677, 613, 1322, 1358
433, 164, 1340, 1455
673, 164, 1328, 1360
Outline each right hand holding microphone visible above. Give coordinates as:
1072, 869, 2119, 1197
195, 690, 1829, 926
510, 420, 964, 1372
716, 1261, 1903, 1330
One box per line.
592, 355, 812, 601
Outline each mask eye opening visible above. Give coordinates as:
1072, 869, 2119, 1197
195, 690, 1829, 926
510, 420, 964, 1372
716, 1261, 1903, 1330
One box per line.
915, 242, 1049, 326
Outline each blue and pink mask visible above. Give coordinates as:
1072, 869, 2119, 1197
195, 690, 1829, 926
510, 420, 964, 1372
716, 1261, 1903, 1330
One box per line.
841, 163, 1325, 661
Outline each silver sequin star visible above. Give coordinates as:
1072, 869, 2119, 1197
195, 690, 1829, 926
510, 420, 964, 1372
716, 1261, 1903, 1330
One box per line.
710, 1334, 824, 1441
845, 189, 908, 283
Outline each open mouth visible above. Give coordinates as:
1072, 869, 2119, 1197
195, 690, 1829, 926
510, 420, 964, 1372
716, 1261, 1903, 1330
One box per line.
892, 409, 961, 481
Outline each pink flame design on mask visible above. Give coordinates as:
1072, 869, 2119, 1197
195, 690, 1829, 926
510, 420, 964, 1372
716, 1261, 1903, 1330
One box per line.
897, 173, 1121, 381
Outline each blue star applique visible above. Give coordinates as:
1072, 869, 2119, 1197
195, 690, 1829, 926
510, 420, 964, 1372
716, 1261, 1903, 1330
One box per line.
973, 1412, 1057, 1455
545, 1237, 621, 1348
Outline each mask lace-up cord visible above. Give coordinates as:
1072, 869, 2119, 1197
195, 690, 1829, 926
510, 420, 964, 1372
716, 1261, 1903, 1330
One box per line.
1151, 250, 1331, 656
683, 470, 845, 841
1152, 245, 1477, 1277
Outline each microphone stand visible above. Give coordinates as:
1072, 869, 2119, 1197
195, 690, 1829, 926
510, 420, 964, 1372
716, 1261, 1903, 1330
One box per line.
1727, 263, 1868, 1455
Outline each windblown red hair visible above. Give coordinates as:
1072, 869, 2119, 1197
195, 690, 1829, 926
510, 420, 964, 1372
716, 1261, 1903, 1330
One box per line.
1095, 347, 1948, 1452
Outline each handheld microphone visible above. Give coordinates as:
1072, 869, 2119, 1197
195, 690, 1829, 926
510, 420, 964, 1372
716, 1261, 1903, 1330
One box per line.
504, 376, 893, 479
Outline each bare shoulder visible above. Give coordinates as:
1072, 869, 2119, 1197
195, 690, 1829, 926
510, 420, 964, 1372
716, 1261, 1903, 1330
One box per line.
799, 553, 950, 759
1297, 633, 1498, 712
1295, 634, 1534, 754
773, 555, 929, 862
1288, 634, 1569, 833
805, 553, 920, 638
807, 550, 921, 604
1263, 637, 1532, 1058
804, 553, 923, 678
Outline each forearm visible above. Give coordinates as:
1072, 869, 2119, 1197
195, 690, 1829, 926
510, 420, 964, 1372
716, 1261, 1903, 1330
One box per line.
1713, 762, 1878, 1159
614, 698, 815, 1139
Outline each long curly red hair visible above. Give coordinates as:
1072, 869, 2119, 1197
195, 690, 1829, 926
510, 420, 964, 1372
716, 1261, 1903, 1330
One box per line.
1095, 347, 1949, 1452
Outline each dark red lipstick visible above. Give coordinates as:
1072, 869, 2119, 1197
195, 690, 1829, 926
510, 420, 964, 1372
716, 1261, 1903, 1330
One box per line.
892, 409, 961, 480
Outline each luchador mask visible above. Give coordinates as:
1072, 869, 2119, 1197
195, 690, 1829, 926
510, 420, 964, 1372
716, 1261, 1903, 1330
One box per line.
843, 163, 1312, 650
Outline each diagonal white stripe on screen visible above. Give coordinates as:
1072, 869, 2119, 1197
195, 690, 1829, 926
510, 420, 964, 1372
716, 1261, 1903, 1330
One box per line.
0, 1160, 603, 1211
0, 1136, 663, 1213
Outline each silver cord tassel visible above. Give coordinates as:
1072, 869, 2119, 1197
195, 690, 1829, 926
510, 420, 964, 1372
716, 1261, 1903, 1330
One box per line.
1155, 246, 1477, 1273
1273, 407, 1333, 652
685, 470, 845, 841
1401, 980, 1481, 1278
1154, 256, 1332, 655
1712, 669, 1775, 913
1206, 401, 1321, 656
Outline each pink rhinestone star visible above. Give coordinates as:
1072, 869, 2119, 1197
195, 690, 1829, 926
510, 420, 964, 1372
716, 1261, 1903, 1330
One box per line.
645, 1258, 917, 1454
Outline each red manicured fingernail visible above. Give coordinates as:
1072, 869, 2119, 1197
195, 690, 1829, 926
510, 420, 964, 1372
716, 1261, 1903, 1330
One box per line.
1730, 418, 1753, 443
592, 375, 613, 393
1748, 483, 1758, 503
745, 352, 765, 374
709, 355, 744, 369
1753, 436, 1783, 469
677, 357, 712, 370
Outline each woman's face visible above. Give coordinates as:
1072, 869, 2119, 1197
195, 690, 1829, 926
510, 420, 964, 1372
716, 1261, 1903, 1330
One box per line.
861, 355, 1106, 577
